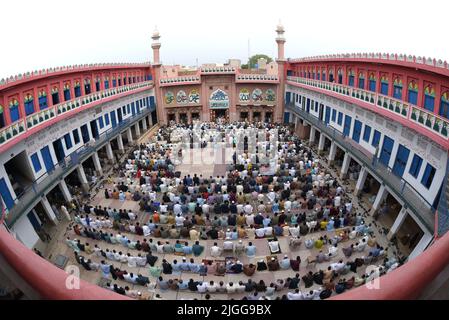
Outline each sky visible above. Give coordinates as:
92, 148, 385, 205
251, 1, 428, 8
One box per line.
0, 0, 447, 79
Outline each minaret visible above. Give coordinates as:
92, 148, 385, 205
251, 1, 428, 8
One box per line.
150, 27, 164, 125
275, 21, 286, 61
151, 27, 161, 66
275, 21, 287, 124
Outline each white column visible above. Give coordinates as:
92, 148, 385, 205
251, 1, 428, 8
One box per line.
354, 167, 368, 195
117, 134, 124, 153
127, 127, 133, 143
340, 153, 351, 179
76, 165, 89, 192
142, 118, 147, 131
59, 179, 72, 203
106, 142, 115, 163
408, 232, 434, 261
318, 132, 326, 152
92, 151, 103, 176
309, 126, 316, 145
135, 123, 141, 137
371, 184, 388, 214
328, 141, 337, 165
41, 196, 58, 225
387, 207, 408, 240
148, 115, 153, 127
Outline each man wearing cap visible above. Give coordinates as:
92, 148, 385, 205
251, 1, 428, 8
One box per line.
267, 257, 280, 271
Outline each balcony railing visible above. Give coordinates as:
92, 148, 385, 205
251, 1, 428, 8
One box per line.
0, 62, 151, 88
287, 76, 449, 144
288, 52, 449, 72
0, 81, 154, 147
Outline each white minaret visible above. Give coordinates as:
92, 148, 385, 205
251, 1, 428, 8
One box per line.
151, 27, 161, 66
275, 20, 286, 61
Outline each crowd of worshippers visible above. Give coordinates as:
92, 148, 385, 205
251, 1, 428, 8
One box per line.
69, 222, 399, 300
65, 121, 401, 299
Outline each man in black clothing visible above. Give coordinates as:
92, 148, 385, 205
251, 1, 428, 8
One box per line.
288, 274, 301, 289
146, 252, 158, 266
207, 228, 218, 240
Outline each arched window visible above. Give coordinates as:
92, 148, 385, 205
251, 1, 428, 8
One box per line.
337, 69, 343, 84
358, 72, 365, 89
369, 73, 376, 92
38, 90, 48, 110
322, 70, 326, 82
84, 79, 91, 94
112, 76, 117, 87
0, 105, 5, 128
380, 75, 389, 95
51, 87, 60, 105
407, 80, 418, 105
95, 78, 100, 92
104, 77, 109, 89
24, 93, 35, 115
74, 81, 81, 97
317, 69, 320, 80
348, 69, 355, 87
9, 99, 20, 123
423, 85, 435, 112
439, 92, 449, 119
329, 69, 334, 83
118, 77, 122, 86
393, 77, 403, 100
63, 83, 71, 101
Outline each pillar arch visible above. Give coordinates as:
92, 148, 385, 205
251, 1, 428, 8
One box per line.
92, 152, 103, 176
41, 196, 58, 225
354, 167, 368, 195
76, 165, 89, 192
126, 127, 133, 144
106, 142, 115, 163
328, 141, 337, 165
340, 152, 351, 179
387, 207, 408, 240
58, 179, 72, 203
372, 184, 388, 214
116, 134, 124, 153
135, 123, 141, 137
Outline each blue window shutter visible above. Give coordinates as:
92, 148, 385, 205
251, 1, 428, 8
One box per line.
31, 153, 42, 172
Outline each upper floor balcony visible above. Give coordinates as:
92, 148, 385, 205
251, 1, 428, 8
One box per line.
0, 81, 154, 152
0, 62, 151, 90
289, 52, 449, 77
286, 76, 449, 149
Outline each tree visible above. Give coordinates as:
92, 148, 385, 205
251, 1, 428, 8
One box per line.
247, 54, 273, 69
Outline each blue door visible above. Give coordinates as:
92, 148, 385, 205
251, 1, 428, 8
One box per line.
90, 120, 99, 139
0, 178, 15, 210
110, 111, 117, 128
379, 136, 394, 167
131, 102, 136, 116
325, 106, 331, 125
352, 120, 362, 143
150, 96, 155, 111
27, 211, 41, 230
117, 108, 123, 123
40, 146, 54, 173
343, 115, 352, 137
284, 112, 290, 124
306, 99, 310, 113
392, 144, 410, 177
52, 139, 65, 163
80, 124, 90, 143
285, 92, 291, 105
